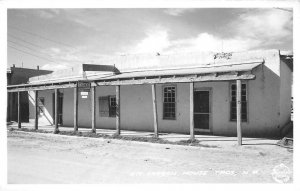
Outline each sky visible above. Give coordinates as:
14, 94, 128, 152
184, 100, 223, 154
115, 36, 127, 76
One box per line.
7, 8, 293, 70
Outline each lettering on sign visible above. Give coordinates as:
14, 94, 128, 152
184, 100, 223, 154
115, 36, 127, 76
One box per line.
78, 81, 91, 88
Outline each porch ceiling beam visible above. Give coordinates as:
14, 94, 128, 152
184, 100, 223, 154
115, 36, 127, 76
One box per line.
94, 74, 255, 86
7, 83, 76, 92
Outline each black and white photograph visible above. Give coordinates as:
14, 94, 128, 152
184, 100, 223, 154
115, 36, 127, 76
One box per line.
1, 0, 299, 189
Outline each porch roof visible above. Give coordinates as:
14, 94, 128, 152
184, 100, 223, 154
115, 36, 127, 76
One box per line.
89, 60, 262, 80
7, 59, 263, 92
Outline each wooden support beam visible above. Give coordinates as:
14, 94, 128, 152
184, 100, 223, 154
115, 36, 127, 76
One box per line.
17, 91, 21, 129
91, 86, 96, 133
189, 82, 194, 140
115, 85, 120, 135
7, 83, 76, 93
34, 90, 39, 130
236, 80, 242, 145
54, 89, 59, 134
151, 84, 158, 138
73, 87, 78, 132
94, 74, 256, 86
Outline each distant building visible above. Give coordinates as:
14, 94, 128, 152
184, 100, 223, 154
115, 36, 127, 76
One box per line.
7, 49, 293, 138
7, 65, 52, 122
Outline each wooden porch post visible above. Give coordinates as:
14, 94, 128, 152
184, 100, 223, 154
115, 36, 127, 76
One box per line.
54, 88, 59, 133
151, 84, 158, 138
34, 90, 39, 130
7, 92, 10, 122
91, 86, 96, 133
73, 86, 78, 132
17, 91, 21, 129
116, 85, 120, 135
236, 80, 242, 145
9, 92, 13, 122
190, 82, 194, 140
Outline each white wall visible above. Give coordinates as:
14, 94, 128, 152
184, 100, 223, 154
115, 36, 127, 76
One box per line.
280, 59, 292, 127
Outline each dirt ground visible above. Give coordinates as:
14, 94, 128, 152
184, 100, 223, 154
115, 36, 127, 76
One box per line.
7, 130, 293, 183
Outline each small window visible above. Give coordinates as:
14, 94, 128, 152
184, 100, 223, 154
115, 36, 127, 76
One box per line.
99, 96, 116, 117
230, 83, 247, 122
38, 97, 45, 116
163, 86, 176, 119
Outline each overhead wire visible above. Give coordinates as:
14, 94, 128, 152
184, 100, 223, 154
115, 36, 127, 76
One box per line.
8, 45, 60, 64
8, 25, 75, 48
8, 40, 47, 54
8, 34, 45, 49
8, 33, 82, 64
8, 25, 84, 66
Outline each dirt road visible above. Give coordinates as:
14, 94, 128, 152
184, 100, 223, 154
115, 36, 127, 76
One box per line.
7, 131, 293, 183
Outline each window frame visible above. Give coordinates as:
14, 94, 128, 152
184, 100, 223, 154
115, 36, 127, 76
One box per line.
229, 82, 249, 122
162, 84, 177, 120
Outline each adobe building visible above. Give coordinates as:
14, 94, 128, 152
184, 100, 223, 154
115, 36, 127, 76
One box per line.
7, 65, 52, 122
7, 49, 293, 140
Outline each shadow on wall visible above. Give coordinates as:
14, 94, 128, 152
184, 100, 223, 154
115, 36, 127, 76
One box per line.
28, 91, 53, 125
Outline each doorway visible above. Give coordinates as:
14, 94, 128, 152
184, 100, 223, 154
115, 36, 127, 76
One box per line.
194, 89, 211, 133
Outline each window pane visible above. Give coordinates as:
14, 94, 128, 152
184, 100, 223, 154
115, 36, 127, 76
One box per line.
232, 96, 237, 102
242, 96, 247, 102
242, 89, 246, 95
163, 87, 176, 119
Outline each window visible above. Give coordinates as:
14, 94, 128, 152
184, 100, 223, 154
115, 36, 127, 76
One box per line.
109, 96, 116, 117
163, 86, 176, 119
99, 96, 116, 117
230, 83, 247, 122
38, 97, 45, 116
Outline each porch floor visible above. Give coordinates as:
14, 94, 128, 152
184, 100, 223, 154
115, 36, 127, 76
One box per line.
7, 122, 279, 148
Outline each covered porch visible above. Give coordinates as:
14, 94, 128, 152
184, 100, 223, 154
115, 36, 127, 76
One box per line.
7, 122, 278, 148
7, 60, 263, 146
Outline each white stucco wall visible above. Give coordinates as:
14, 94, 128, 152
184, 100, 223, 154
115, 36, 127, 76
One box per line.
279, 59, 292, 128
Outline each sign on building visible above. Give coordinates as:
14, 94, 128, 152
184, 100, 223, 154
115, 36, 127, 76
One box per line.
78, 81, 91, 98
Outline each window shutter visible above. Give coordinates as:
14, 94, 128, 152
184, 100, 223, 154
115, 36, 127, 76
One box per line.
99, 96, 109, 117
